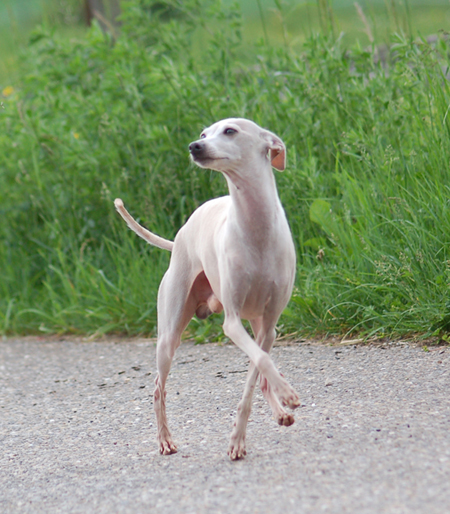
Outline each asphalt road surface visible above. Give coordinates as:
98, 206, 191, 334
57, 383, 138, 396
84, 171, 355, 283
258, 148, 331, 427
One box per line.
1, 336, 449, 514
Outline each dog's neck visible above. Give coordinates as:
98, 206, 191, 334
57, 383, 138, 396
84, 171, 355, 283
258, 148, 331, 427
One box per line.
224, 163, 283, 244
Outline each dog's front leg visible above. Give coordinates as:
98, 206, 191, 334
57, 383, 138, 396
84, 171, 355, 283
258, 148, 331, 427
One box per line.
228, 362, 259, 460
223, 314, 300, 409
228, 320, 296, 459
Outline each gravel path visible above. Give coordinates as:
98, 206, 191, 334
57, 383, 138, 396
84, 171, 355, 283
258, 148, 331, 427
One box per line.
1, 337, 449, 514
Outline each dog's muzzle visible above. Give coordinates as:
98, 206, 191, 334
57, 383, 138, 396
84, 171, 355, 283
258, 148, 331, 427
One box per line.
189, 141, 206, 161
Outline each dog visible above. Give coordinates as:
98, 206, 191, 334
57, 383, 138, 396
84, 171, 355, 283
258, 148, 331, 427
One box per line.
114, 118, 300, 459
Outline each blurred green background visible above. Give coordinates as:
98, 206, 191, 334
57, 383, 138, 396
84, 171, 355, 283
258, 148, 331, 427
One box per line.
2, 0, 450, 339
2, 0, 450, 83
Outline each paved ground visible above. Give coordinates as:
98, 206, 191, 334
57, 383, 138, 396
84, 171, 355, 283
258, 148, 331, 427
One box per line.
0, 336, 449, 513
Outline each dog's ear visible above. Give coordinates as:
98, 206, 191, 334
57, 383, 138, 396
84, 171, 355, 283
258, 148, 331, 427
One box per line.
261, 130, 286, 171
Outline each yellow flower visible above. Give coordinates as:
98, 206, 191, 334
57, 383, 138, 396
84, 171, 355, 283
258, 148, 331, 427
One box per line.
73, 132, 80, 139
2, 86, 14, 97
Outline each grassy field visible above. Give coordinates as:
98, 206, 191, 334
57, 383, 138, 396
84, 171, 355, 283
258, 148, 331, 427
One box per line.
2, 0, 450, 81
1, 0, 450, 340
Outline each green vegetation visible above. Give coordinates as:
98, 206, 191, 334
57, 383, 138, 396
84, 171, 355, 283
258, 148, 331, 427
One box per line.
0, 0, 84, 82
2, 0, 450, 82
2, 0, 450, 340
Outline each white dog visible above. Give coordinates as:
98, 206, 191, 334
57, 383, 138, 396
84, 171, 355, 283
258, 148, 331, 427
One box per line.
115, 118, 299, 459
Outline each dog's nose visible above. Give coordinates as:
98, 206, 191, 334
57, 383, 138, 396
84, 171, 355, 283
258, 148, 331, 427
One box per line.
189, 141, 204, 156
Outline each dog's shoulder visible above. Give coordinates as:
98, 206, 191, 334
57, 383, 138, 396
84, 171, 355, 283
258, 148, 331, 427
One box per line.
188, 195, 230, 222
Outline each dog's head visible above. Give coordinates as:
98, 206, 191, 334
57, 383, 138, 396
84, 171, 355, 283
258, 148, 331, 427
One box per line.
189, 118, 286, 174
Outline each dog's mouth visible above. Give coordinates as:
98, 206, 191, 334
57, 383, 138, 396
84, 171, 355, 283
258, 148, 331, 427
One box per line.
190, 153, 229, 166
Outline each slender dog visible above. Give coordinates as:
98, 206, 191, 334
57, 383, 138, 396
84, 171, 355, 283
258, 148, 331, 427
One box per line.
114, 118, 299, 460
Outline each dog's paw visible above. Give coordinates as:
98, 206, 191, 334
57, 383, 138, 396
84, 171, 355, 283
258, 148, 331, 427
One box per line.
228, 443, 247, 461
158, 438, 178, 456
283, 392, 300, 410
276, 382, 301, 410
277, 412, 295, 426
228, 434, 247, 461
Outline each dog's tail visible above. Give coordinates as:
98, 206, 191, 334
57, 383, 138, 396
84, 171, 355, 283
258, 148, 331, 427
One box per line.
114, 198, 174, 252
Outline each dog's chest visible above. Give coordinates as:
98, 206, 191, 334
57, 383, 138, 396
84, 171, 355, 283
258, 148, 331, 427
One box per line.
226, 243, 295, 317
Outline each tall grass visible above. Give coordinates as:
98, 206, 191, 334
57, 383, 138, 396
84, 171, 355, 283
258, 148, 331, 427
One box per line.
1, 0, 450, 339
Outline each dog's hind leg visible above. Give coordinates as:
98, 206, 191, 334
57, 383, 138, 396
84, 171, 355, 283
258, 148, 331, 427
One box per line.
153, 257, 199, 455
154, 330, 181, 455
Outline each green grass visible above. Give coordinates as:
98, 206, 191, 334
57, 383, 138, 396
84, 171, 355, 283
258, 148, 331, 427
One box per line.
242, 2, 450, 49
0, 0, 84, 82
2, 0, 450, 82
1, 0, 450, 339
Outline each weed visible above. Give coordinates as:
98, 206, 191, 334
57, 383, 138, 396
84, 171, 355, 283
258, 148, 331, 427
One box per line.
1, 0, 450, 338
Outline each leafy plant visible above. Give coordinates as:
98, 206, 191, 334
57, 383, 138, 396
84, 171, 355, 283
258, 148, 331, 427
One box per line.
1, 0, 450, 339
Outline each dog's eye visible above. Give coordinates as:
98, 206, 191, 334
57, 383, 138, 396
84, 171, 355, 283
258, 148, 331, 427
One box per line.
224, 128, 237, 135
200, 133, 206, 139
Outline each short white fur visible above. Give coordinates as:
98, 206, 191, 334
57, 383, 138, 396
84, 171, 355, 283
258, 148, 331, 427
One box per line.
114, 118, 300, 460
